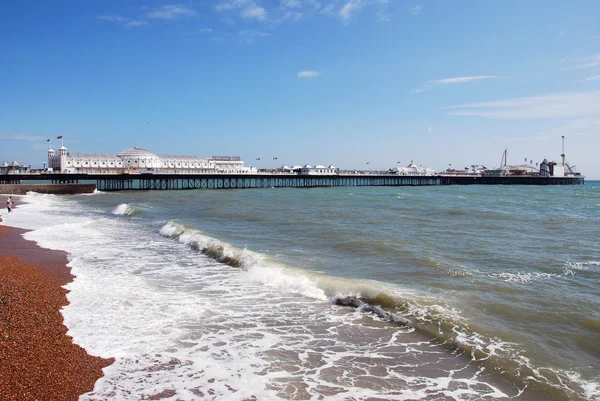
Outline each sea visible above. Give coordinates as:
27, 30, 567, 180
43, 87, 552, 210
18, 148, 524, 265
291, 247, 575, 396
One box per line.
2, 183, 599, 401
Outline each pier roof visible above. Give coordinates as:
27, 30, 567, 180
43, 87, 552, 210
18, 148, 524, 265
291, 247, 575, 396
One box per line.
68, 153, 118, 159
117, 147, 159, 159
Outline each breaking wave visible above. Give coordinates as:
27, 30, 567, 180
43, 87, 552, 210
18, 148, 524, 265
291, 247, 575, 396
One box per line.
112, 203, 140, 216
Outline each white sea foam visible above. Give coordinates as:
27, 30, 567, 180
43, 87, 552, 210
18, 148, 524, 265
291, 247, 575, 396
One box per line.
487, 269, 583, 284
112, 203, 135, 215
566, 260, 600, 271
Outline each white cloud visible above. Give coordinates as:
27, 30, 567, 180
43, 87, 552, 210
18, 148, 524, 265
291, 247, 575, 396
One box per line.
445, 91, 600, 119
242, 4, 267, 19
427, 126, 432, 132
237, 29, 270, 44
412, 75, 497, 93
575, 53, 600, 68
411, 5, 423, 15
340, 0, 363, 22
212, 0, 385, 24
216, 0, 268, 20
282, 0, 302, 7
98, 15, 148, 28
334, 0, 390, 23
146, 4, 197, 20
377, 6, 390, 21
98, 15, 126, 23
320, 4, 335, 15
560, 49, 579, 62
584, 75, 600, 81
576, 62, 600, 68
125, 20, 148, 28
297, 70, 320, 78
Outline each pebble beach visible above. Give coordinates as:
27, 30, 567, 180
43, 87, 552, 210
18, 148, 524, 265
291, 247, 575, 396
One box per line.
0, 203, 113, 401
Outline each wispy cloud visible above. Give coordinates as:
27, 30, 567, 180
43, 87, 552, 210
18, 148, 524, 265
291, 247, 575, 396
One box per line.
216, 0, 267, 20
560, 49, 579, 62
282, 0, 302, 8
146, 4, 197, 20
125, 20, 148, 28
339, 0, 363, 22
445, 91, 600, 119
575, 53, 600, 68
576, 62, 600, 68
427, 125, 432, 132
98, 15, 148, 28
376, 8, 391, 21
298, 70, 320, 78
236, 29, 270, 44
242, 4, 267, 20
584, 75, 600, 81
411, 5, 423, 15
412, 75, 497, 93
317, 0, 389, 23
214, 0, 386, 24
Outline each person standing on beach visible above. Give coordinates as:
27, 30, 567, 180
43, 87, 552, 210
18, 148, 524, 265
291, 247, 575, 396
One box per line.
6, 196, 13, 213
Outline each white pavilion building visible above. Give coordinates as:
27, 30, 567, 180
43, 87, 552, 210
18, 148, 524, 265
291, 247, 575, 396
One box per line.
48, 146, 250, 174
389, 161, 437, 176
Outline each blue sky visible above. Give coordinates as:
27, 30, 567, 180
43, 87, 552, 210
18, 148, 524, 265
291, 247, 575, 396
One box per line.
1, 0, 599, 177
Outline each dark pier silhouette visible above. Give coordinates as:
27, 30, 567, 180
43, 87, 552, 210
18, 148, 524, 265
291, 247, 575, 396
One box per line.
1, 173, 584, 192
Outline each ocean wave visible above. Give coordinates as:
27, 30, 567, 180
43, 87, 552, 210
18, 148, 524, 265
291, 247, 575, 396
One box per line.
112, 203, 140, 216
159, 221, 401, 302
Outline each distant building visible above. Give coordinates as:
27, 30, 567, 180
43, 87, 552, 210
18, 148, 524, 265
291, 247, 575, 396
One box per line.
390, 161, 436, 176
48, 146, 250, 174
299, 164, 339, 175
483, 164, 540, 176
0, 161, 30, 174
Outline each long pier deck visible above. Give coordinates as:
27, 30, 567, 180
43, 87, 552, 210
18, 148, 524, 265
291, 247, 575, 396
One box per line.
0, 173, 584, 191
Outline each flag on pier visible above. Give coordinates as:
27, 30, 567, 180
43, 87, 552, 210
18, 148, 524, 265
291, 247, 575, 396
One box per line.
57, 135, 63, 139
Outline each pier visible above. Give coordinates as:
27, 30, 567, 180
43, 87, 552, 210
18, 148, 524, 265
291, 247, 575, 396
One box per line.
0, 173, 584, 192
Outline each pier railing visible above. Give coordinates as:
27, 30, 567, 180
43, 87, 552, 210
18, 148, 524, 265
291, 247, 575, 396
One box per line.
0, 172, 584, 191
